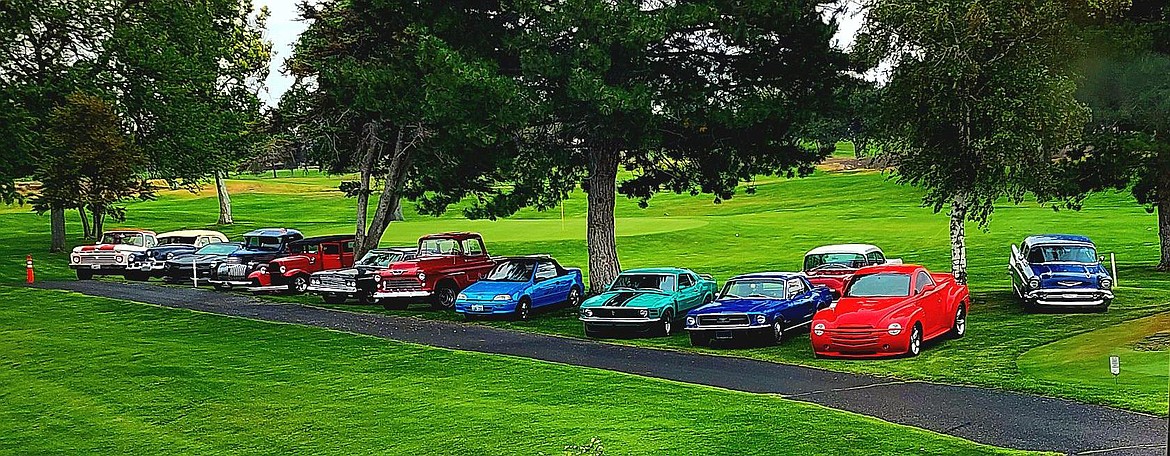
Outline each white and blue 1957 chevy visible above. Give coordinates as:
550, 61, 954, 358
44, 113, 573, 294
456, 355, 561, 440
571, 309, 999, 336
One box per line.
1008, 234, 1114, 312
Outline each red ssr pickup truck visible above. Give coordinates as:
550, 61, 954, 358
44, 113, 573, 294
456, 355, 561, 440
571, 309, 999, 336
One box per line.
372, 232, 495, 310
246, 235, 357, 293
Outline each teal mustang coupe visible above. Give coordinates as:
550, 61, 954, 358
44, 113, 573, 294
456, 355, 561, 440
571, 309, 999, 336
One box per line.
579, 267, 717, 337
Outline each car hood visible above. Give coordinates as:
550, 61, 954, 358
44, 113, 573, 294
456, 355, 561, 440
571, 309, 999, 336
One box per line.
1028, 263, 1108, 288
818, 296, 910, 326
461, 281, 529, 299
690, 298, 784, 315
167, 253, 230, 267
226, 250, 283, 261
74, 244, 145, 253
582, 290, 672, 309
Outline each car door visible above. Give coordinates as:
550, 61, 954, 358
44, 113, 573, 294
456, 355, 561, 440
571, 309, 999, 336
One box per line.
532, 261, 559, 307
914, 270, 945, 335
783, 279, 815, 323
321, 243, 343, 270
675, 273, 700, 312
341, 240, 356, 267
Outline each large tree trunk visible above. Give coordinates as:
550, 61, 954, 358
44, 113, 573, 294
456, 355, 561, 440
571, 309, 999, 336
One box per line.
1158, 197, 1169, 271
92, 206, 104, 239
353, 125, 378, 259
586, 147, 621, 294
358, 126, 413, 257
949, 195, 969, 284
78, 206, 91, 239
215, 171, 233, 225
49, 206, 66, 253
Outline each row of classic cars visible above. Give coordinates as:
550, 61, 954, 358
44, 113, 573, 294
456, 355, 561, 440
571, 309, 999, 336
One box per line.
68, 230, 1116, 358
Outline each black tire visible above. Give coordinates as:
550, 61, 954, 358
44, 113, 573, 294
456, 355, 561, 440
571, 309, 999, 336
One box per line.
583, 323, 607, 338
76, 269, 93, 280
1022, 298, 1039, 313
124, 271, 149, 282
564, 287, 582, 307
213, 282, 230, 291
770, 320, 786, 344
288, 275, 309, 294
358, 292, 376, 305
514, 298, 532, 321
430, 282, 457, 310
656, 309, 675, 337
322, 293, 347, 305
906, 323, 923, 357
1093, 300, 1111, 313
948, 304, 967, 338
382, 299, 409, 310
689, 331, 711, 347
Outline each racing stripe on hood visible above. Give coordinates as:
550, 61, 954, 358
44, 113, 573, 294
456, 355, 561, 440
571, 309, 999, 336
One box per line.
603, 292, 639, 307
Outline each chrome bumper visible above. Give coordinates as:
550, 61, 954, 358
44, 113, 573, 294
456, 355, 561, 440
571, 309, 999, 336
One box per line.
207, 279, 252, 287
687, 324, 756, 331
373, 290, 432, 299
308, 285, 359, 294
579, 316, 656, 324
1025, 288, 1113, 306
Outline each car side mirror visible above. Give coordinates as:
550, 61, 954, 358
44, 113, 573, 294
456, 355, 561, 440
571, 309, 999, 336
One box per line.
920, 284, 936, 294
829, 290, 842, 301
1098, 255, 1106, 263
818, 299, 833, 309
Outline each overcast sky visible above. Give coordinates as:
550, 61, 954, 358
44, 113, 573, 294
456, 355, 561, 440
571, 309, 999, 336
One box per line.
254, 2, 866, 107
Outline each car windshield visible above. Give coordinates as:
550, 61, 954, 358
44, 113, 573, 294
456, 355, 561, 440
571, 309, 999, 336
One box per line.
195, 243, 239, 255
1028, 245, 1097, 264
100, 232, 145, 246
357, 250, 404, 267
244, 236, 282, 251
721, 279, 787, 299
846, 273, 911, 297
610, 274, 676, 293
418, 238, 459, 255
159, 236, 198, 246
804, 253, 867, 271
484, 261, 535, 281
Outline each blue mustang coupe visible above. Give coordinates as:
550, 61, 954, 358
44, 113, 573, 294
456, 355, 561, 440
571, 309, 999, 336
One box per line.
1009, 234, 1114, 312
684, 272, 834, 346
455, 256, 584, 320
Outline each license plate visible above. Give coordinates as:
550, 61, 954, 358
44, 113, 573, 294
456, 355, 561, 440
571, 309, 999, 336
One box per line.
91, 264, 101, 270
470, 304, 484, 312
1063, 294, 1079, 299
141, 264, 153, 271
715, 330, 734, 340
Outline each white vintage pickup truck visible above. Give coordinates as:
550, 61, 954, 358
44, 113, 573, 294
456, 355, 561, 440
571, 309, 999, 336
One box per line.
70, 229, 158, 280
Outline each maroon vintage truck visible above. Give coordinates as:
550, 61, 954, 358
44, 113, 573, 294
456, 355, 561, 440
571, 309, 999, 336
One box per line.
371, 232, 495, 310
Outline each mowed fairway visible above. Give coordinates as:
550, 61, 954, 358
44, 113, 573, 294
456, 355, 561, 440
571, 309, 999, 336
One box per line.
3, 166, 1168, 415
0, 287, 1041, 455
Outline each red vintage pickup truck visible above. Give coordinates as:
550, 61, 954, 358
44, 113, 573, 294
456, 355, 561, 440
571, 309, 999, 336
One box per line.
372, 232, 495, 310
246, 235, 357, 293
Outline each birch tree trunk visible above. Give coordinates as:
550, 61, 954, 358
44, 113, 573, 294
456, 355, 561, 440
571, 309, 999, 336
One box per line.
586, 147, 621, 294
215, 171, 233, 225
949, 195, 969, 284
78, 206, 91, 239
50, 206, 66, 252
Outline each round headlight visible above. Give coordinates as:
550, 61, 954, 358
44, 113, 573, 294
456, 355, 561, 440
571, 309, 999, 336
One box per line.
493, 294, 512, 301
417, 272, 426, 281
583, 309, 594, 317
373, 275, 382, 282
1100, 278, 1113, 290
685, 316, 696, 326
166, 252, 174, 260
638, 309, 649, 317
71, 255, 81, 263
1028, 277, 1040, 289
346, 280, 355, 287
258, 266, 268, 273
114, 254, 124, 262
755, 315, 767, 325
813, 323, 826, 336
279, 265, 287, 274
887, 322, 902, 336
458, 293, 468, 300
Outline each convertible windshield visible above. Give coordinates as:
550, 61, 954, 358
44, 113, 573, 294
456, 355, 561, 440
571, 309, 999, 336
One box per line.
804, 253, 867, 271
484, 261, 535, 281
611, 274, 676, 293
846, 273, 911, 297
244, 236, 282, 251
159, 236, 198, 246
100, 232, 145, 247
1028, 245, 1097, 264
721, 279, 787, 299
357, 250, 405, 267
195, 243, 239, 255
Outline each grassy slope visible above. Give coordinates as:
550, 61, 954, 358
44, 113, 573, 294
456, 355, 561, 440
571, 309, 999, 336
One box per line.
0, 287, 1040, 456
4, 168, 1168, 414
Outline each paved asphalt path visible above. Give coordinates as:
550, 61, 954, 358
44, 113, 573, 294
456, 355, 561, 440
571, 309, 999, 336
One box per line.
38, 281, 1169, 456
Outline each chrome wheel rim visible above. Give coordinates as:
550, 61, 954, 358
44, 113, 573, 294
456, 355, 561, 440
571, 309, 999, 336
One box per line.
295, 277, 307, 292
567, 289, 580, 307
663, 318, 672, 335
955, 307, 966, 336
519, 302, 530, 320
772, 321, 784, 341
439, 289, 455, 308
910, 328, 921, 355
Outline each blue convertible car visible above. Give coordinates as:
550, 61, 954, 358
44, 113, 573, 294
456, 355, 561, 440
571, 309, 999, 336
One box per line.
684, 272, 834, 346
1009, 234, 1114, 312
455, 256, 584, 320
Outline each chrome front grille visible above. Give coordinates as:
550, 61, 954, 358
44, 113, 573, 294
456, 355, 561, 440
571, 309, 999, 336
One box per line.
697, 314, 750, 326
381, 278, 422, 291
77, 254, 124, 265
217, 263, 249, 278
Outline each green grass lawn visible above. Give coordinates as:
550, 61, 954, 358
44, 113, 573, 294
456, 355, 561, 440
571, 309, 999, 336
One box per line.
0, 286, 1041, 455
3, 164, 1168, 415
